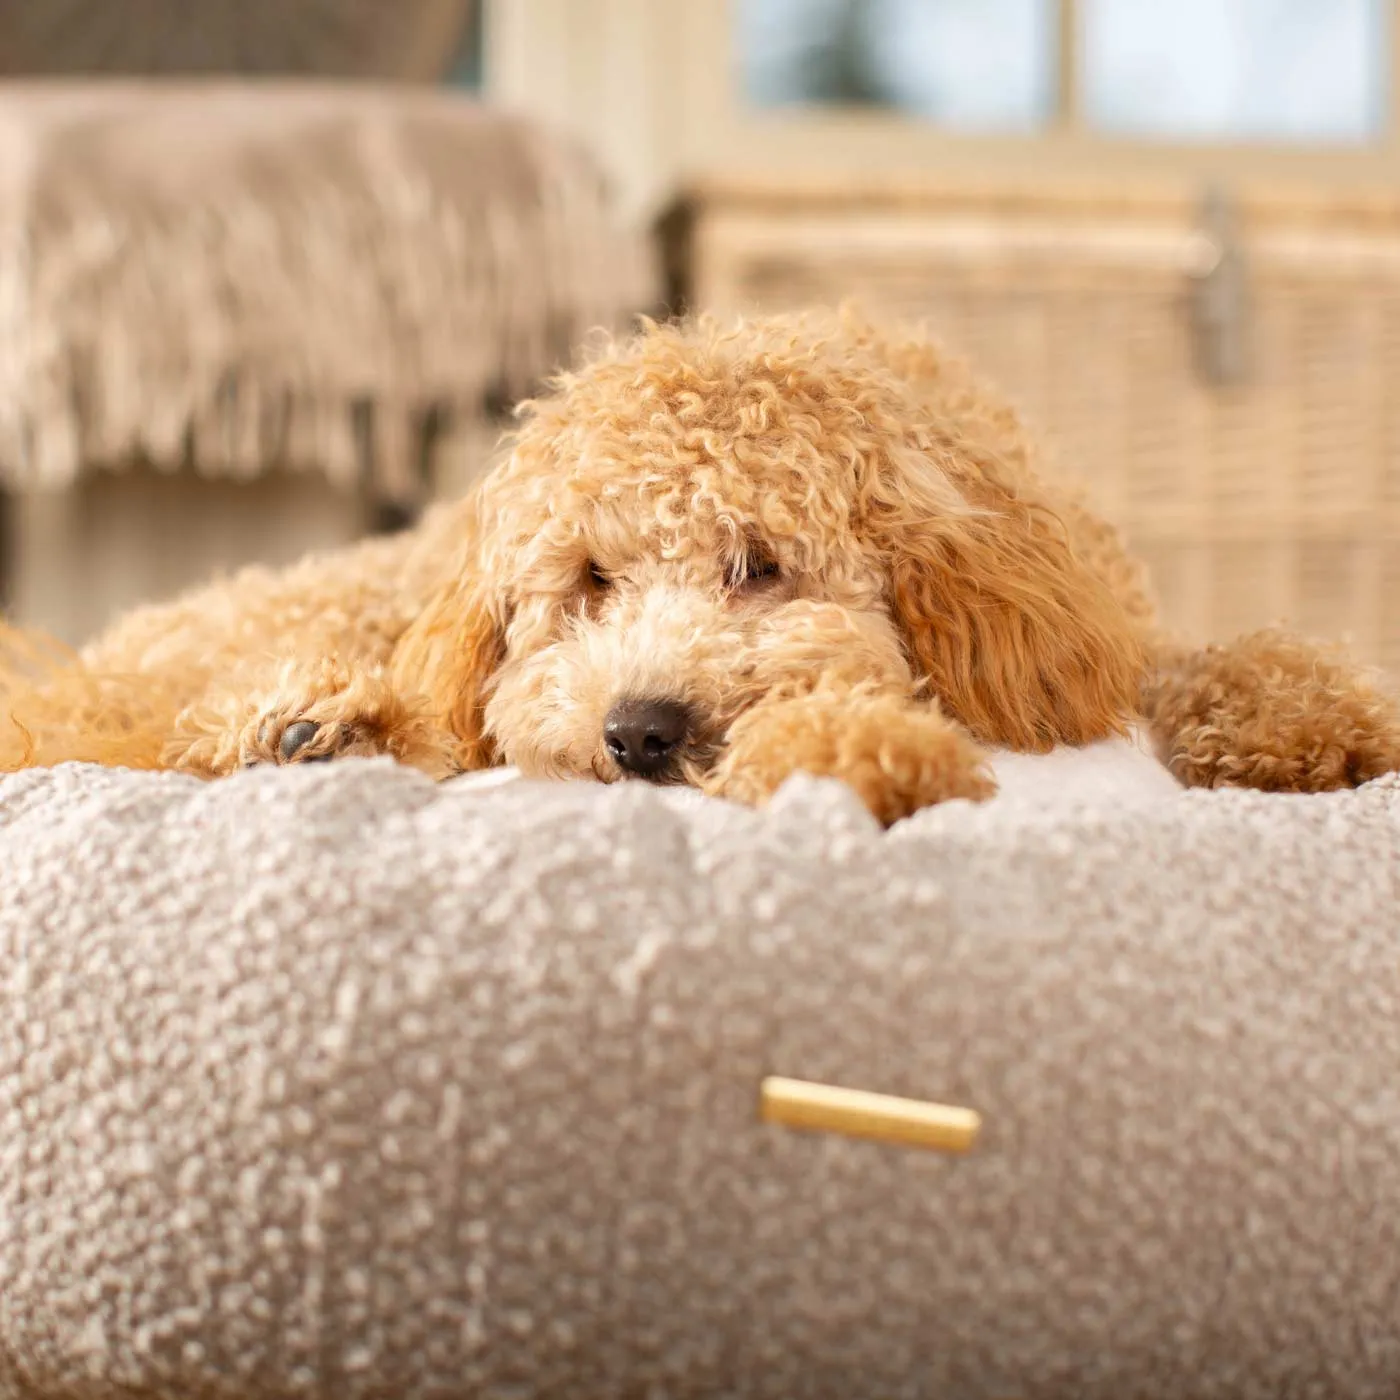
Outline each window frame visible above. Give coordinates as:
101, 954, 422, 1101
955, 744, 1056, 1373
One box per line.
671, 0, 1400, 189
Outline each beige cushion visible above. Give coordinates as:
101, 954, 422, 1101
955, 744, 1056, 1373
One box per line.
1, 760, 1398, 1397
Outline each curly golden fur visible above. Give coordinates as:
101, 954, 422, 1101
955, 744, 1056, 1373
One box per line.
2, 310, 1397, 821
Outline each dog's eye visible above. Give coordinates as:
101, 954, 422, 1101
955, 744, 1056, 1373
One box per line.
587, 560, 612, 590
733, 550, 781, 590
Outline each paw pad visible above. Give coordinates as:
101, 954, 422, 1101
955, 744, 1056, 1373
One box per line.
278, 720, 325, 762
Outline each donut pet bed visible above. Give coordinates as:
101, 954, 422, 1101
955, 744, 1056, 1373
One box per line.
2, 747, 1398, 1399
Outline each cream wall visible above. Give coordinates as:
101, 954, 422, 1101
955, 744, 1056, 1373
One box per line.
483, 0, 689, 220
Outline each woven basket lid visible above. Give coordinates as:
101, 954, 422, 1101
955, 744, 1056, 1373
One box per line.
0, 0, 475, 81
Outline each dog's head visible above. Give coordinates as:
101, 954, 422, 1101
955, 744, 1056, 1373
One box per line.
395, 313, 1143, 784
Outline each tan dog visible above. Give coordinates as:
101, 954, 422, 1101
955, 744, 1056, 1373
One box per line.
4, 311, 1397, 822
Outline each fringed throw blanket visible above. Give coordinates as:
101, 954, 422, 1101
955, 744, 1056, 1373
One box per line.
0, 82, 653, 498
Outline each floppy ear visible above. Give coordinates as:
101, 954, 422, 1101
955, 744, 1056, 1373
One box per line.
390, 510, 505, 771
869, 450, 1145, 752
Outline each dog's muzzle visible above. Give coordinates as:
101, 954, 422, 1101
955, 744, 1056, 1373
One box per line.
603, 697, 693, 781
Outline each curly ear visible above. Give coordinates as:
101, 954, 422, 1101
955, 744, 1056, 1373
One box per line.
390, 511, 505, 771
870, 453, 1145, 752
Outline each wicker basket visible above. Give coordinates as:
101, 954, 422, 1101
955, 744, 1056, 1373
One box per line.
666, 177, 1400, 678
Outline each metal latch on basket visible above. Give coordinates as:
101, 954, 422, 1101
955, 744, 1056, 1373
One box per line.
1188, 183, 1248, 386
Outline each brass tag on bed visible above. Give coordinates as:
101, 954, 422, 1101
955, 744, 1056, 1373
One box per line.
759, 1076, 980, 1154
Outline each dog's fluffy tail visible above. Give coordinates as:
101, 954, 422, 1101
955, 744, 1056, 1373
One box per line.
0, 621, 182, 773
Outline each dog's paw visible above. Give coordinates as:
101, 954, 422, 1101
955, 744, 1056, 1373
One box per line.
236, 661, 401, 769
706, 691, 995, 825
169, 658, 458, 779
240, 711, 382, 768
237, 664, 457, 778
1148, 632, 1400, 792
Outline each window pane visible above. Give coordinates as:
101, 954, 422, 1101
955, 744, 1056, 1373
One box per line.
738, 0, 1058, 132
1083, 0, 1388, 143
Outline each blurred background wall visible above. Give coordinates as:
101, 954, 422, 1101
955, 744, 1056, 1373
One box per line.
1, 0, 1398, 682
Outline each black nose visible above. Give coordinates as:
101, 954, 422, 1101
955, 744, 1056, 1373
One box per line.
604, 698, 691, 779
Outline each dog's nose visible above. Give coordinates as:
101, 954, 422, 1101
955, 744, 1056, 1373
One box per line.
604, 697, 691, 779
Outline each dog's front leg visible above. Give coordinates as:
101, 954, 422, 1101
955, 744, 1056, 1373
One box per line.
165, 656, 458, 779
1144, 630, 1400, 791
704, 689, 995, 826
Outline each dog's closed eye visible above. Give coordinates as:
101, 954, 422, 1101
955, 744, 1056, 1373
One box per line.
587, 560, 612, 591
730, 546, 781, 593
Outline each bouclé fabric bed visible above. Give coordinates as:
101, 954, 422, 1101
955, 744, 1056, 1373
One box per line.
1, 752, 1398, 1398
